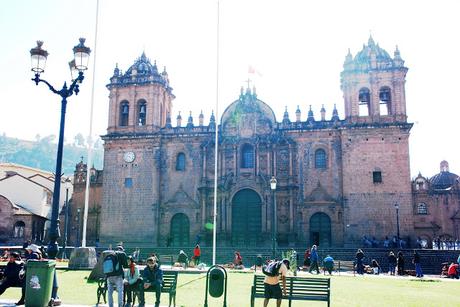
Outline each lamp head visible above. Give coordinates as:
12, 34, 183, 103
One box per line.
30, 41, 48, 73
73, 38, 91, 71
270, 176, 277, 190
68, 59, 80, 82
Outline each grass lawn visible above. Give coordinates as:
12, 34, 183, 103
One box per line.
1, 270, 460, 306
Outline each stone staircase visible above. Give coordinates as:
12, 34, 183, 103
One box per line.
94, 244, 459, 274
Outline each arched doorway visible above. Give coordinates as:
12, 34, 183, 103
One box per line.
232, 189, 262, 246
170, 213, 190, 247
309, 212, 331, 247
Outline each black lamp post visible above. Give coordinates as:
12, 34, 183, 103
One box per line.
395, 203, 400, 248
29, 39, 91, 259
270, 176, 277, 259
62, 179, 71, 259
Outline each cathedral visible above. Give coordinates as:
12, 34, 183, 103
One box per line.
96, 37, 458, 248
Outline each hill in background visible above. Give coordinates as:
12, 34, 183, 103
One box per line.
0, 133, 103, 175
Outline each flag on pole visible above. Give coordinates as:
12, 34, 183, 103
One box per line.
248, 64, 263, 77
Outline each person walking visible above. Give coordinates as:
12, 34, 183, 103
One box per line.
413, 250, 423, 278
303, 248, 311, 269
104, 245, 128, 307
356, 249, 365, 275
388, 251, 397, 275
397, 251, 405, 276
308, 245, 320, 274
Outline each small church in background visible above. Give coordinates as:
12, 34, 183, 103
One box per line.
66, 37, 459, 249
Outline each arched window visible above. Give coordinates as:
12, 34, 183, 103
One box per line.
379, 87, 391, 116
315, 149, 327, 169
241, 144, 254, 168
417, 203, 428, 215
358, 88, 370, 116
13, 221, 25, 238
176, 153, 186, 171
138, 100, 147, 126
120, 101, 129, 126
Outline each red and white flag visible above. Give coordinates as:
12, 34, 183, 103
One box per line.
248, 65, 263, 77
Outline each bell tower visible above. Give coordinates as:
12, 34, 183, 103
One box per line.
106, 52, 174, 134
340, 36, 408, 123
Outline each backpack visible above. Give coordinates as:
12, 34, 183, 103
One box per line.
103, 252, 120, 276
262, 261, 281, 277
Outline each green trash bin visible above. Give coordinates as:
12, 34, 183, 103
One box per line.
25, 260, 56, 307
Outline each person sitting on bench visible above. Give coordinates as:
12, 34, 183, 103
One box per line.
140, 257, 164, 307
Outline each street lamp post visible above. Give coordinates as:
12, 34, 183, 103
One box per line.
63, 179, 71, 259
395, 203, 400, 248
270, 176, 277, 259
29, 39, 91, 259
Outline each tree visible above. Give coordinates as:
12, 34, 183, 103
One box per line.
74, 133, 85, 147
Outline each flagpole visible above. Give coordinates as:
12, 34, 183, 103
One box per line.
82, 0, 100, 247
212, 0, 221, 266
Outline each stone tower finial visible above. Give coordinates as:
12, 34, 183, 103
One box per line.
283, 106, 290, 124
332, 104, 339, 121
320, 104, 326, 121
187, 111, 194, 128
176, 111, 182, 127
199, 110, 204, 126
209, 110, 216, 128
307, 105, 314, 122
295, 105, 301, 122
165, 112, 172, 128
440, 160, 449, 172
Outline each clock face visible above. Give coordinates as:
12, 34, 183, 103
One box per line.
123, 151, 135, 163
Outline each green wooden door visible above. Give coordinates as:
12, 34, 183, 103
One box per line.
232, 189, 262, 246
309, 212, 331, 247
170, 213, 190, 247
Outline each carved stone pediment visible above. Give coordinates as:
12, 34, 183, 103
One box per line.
305, 181, 336, 204
164, 186, 199, 208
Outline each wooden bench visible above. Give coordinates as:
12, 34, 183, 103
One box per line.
250, 274, 330, 307
96, 271, 178, 307
158, 255, 175, 267
336, 260, 355, 276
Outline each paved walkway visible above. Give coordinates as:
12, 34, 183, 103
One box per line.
0, 301, 164, 307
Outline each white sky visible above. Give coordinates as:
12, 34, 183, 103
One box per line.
0, 0, 459, 178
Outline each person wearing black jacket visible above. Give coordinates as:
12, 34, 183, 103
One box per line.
356, 249, 365, 275
0, 252, 24, 296
413, 250, 423, 278
388, 251, 397, 275
140, 257, 164, 307
397, 251, 405, 275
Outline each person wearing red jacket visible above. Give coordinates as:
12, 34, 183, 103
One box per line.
193, 244, 201, 265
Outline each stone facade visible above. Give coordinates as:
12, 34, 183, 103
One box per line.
0, 195, 47, 245
60, 160, 103, 247
412, 161, 460, 246
96, 37, 457, 248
